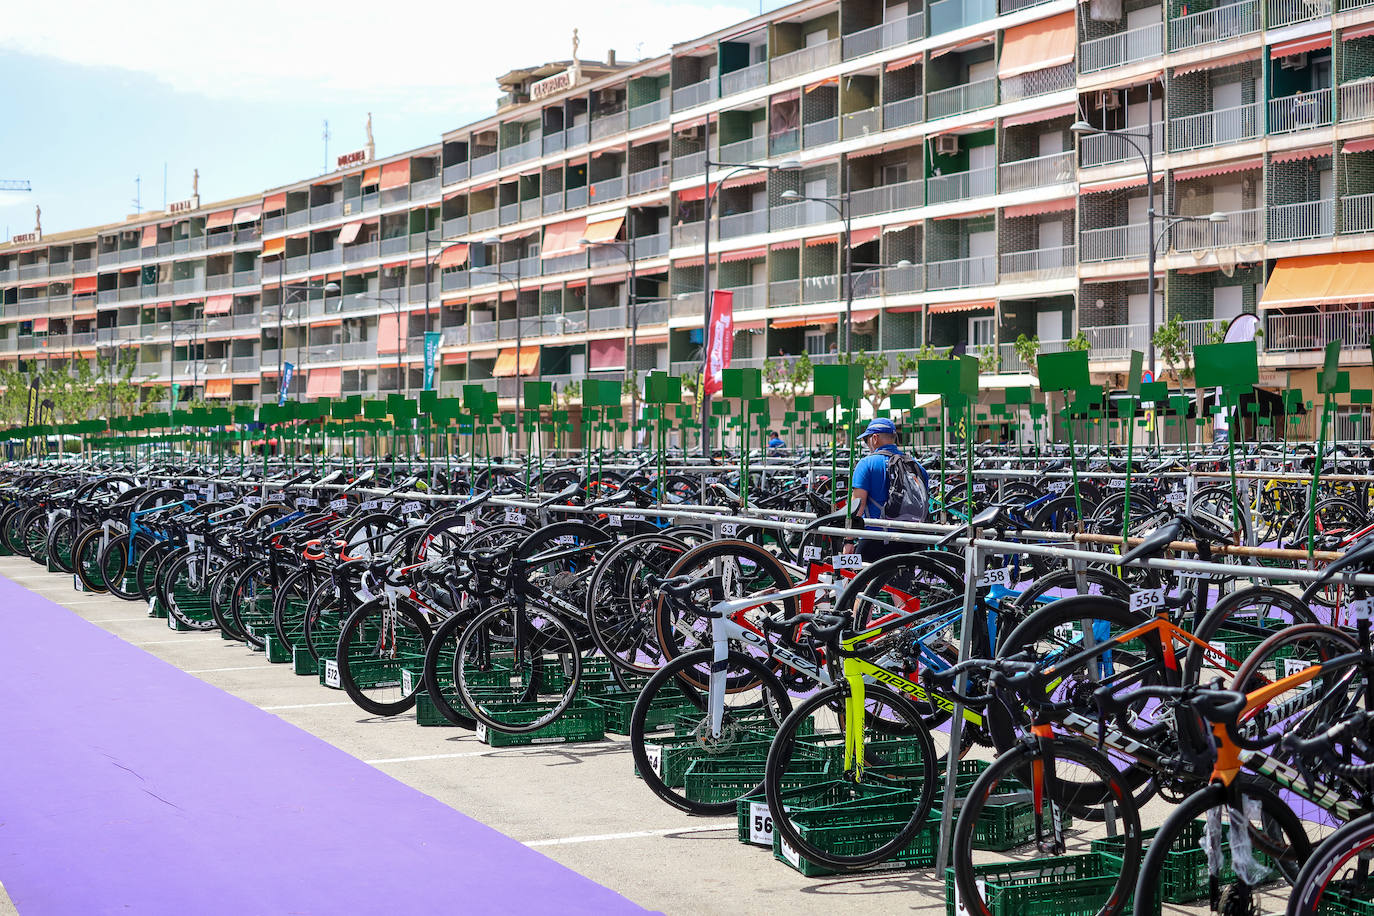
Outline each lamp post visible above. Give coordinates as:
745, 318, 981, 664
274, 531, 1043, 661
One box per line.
781, 188, 856, 358
421, 230, 470, 390
698, 156, 800, 456
359, 290, 406, 394
580, 230, 638, 434
274, 265, 339, 402
481, 237, 524, 452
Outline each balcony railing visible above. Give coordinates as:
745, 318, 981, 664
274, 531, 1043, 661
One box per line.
470, 209, 498, 232
803, 117, 840, 148
589, 306, 625, 330
566, 123, 589, 148
999, 245, 1075, 279
590, 111, 628, 141
1343, 193, 1374, 234
310, 200, 344, 223
470, 151, 498, 175
1000, 337, 1070, 373
589, 175, 625, 202
442, 162, 469, 185
999, 150, 1074, 193
1168, 0, 1260, 51
926, 77, 996, 120
1268, 0, 1330, 27
882, 97, 924, 130
629, 98, 669, 129
929, 0, 996, 34
629, 165, 669, 196
770, 39, 841, 82
718, 209, 768, 239
842, 106, 881, 139
844, 12, 925, 60
850, 179, 923, 217
672, 150, 706, 180
499, 202, 519, 225
1080, 223, 1149, 261
1266, 308, 1374, 351
927, 166, 995, 205
770, 199, 834, 231
717, 135, 766, 165
1171, 208, 1263, 250
672, 79, 716, 111
1169, 102, 1262, 152
1340, 80, 1374, 123
927, 255, 996, 290
1268, 199, 1333, 241
565, 186, 589, 210
1001, 63, 1076, 102
720, 61, 767, 97
801, 274, 840, 303
1081, 323, 1149, 358
1080, 23, 1164, 74
1180, 318, 1228, 348
1269, 89, 1332, 134
1079, 121, 1164, 167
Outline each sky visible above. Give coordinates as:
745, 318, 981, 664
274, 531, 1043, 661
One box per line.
0, 0, 788, 240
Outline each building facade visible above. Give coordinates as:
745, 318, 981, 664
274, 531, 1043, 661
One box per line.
2, 0, 1371, 413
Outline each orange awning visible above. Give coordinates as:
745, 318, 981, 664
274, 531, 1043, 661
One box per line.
32, 318, 49, 333
1081, 174, 1151, 194
1271, 35, 1331, 57
305, 367, 342, 399
850, 309, 879, 322
850, 227, 881, 246
676, 183, 717, 203
583, 215, 624, 245
441, 352, 467, 365
362, 166, 381, 186
541, 216, 588, 259
1002, 102, 1077, 128
206, 210, 235, 230
806, 235, 840, 247
72, 276, 98, 294
263, 192, 287, 211
492, 348, 519, 377
377, 312, 410, 353
885, 53, 921, 72
1259, 251, 1374, 309
379, 160, 410, 190
205, 378, 233, 399
1345, 138, 1374, 155
203, 295, 234, 316
1174, 49, 1259, 76
439, 244, 469, 268
141, 226, 158, 247
262, 237, 286, 258
234, 206, 260, 224
770, 314, 838, 329
517, 346, 538, 376
1273, 145, 1330, 164
720, 246, 768, 263
1003, 197, 1075, 218
1173, 157, 1263, 182
338, 221, 364, 244
928, 299, 994, 314
999, 12, 1076, 79
1345, 22, 1374, 40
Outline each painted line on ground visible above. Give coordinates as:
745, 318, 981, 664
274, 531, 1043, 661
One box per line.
88, 618, 150, 623
261, 701, 353, 711
187, 665, 274, 674
367, 750, 496, 764
523, 824, 728, 847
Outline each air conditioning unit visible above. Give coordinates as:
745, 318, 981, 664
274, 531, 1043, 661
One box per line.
1095, 89, 1121, 110
934, 135, 960, 156
1279, 52, 1308, 70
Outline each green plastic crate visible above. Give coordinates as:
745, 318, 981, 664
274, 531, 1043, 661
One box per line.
591, 687, 694, 735
944, 852, 1157, 916
773, 794, 931, 877
1319, 889, 1374, 915
262, 634, 292, 664
476, 699, 605, 747
683, 756, 831, 806
415, 692, 459, 727
1094, 820, 1266, 905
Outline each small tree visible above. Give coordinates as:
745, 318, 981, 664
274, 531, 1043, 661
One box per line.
841, 351, 921, 415
1065, 331, 1091, 352
1012, 334, 1041, 374
554, 380, 582, 410
764, 352, 813, 413
1153, 314, 1194, 386
977, 344, 1000, 374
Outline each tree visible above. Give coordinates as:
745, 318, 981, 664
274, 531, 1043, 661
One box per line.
841, 351, 922, 415
977, 344, 1000, 374
1065, 331, 1091, 352
1153, 314, 1194, 387
1013, 334, 1041, 374
553, 380, 581, 411
764, 352, 813, 413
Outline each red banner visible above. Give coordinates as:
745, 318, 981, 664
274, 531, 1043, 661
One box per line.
703, 290, 734, 398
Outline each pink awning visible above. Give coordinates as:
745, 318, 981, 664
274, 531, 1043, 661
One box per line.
541, 217, 588, 259
140, 226, 158, 247
927, 299, 994, 314
379, 159, 410, 190
263, 192, 287, 211
439, 244, 469, 268
1002, 103, 1077, 128
1174, 50, 1259, 76
885, 53, 921, 72
305, 367, 342, 399
1271, 35, 1331, 57
205, 210, 235, 230
234, 206, 261, 225
1345, 138, 1374, 155
203, 295, 233, 315
32, 317, 48, 332
849, 227, 882, 246
1003, 196, 1075, 219
589, 337, 626, 370
719, 246, 768, 263
1273, 145, 1331, 164
1344, 23, 1374, 40
338, 222, 364, 244
1081, 174, 1151, 194
377, 312, 410, 353
1172, 157, 1263, 182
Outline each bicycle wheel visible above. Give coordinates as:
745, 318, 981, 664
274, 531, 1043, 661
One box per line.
1182, 585, 1319, 687
953, 738, 1141, 916
45, 512, 77, 574
161, 550, 219, 631
24, 513, 51, 568
73, 524, 122, 593
335, 597, 433, 717
135, 540, 176, 603
271, 566, 316, 653
229, 560, 275, 649
764, 682, 938, 871
629, 648, 792, 816
209, 557, 252, 638
419, 600, 488, 730
99, 533, 149, 601
653, 539, 799, 666
584, 532, 693, 681
1288, 810, 1374, 916
303, 578, 344, 663
455, 603, 580, 735
1133, 776, 1310, 916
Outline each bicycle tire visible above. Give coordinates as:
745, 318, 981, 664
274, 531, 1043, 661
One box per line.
584, 532, 693, 682
455, 602, 580, 735
335, 597, 434, 717
419, 601, 490, 730
71, 525, 112, 592
45, 512, 77, 574
1287, 810, 1374, 916
161, 550, 219, 631
1182, 585, 1319, 686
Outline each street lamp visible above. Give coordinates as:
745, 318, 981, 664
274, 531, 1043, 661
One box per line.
274, 271, 339, 402
698, 156, 799, 456
481, 237, 524, 451
358, 290, 406, 395
420, 235, 469, 390
781, 188, 860, 360
580, 231, 639, 434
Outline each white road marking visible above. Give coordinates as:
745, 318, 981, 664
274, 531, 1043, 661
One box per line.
367, 750, 495, 764
523, 824, 727, 847
87, 618, 149, 623
187, 665, 272, 673
261, 701, 353, 711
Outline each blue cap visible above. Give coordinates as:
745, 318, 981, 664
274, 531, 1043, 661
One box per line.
857, 418, 897, 439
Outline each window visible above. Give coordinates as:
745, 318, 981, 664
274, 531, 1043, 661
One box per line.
882, 162, 909, 185
804, 330, 829, 354
969, 316, 995, 346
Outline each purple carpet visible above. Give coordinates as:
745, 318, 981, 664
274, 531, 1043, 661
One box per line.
0, 574, 648, 915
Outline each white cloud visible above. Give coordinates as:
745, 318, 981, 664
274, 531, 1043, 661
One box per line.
3, 0, 767, 121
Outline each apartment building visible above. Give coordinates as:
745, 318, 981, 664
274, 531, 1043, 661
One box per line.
2, 0, 1371, 413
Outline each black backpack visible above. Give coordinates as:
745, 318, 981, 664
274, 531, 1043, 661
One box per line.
881, 453, 930, 523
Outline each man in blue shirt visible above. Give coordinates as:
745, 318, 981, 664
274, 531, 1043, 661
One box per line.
848, 418, 924, 562
766, 430, 786, 454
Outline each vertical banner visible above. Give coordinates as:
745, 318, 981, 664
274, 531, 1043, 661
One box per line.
24, 382, 39, 426
279, 362, 294, 407
423, 332, 442, 391
702, 290, 734, 399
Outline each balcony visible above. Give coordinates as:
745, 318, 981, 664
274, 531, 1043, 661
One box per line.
470, 209, 498, 232
718, 209, 769, 239
999, 245, 1075, 280
1269, 89, 1332, 135
842, 13, 925, 61
770, 199, 834, 231
802, 117, 840, 148
1339, 80, 1374, 123
343, 240, 378, 263
590, 176, 625, 201
1171, 208, 1263, 251
883, 97, 924, 130
1002, 64, 1076, 102
999, 151, 1074, 193
1169, 103, 1262, 152
1267, 199, 1333, 241
629, 165, 669, 196
543, 132, 566, 156
720, 61, 767, 97
591, 112, 630, 143
717, 135, 766, 165
499, 202, 519, 225
929, 0, 996, 34
801, 274, 840, 303
635, 231, 669, 258
412, 177, 440, 199
1080, 322, 1149, 358
926, 77, 996, 120
589, 306, 626, 330
1079, 121, 1164, 168
442, 162, 469, 185
309, 249, 342, 270
1268, 0, 1331, 27
1168, 0, 1260, 52
1265, 308, 1374, 351
1343, 193, 1374, 234
672, 150, 707, 180
926, 255, 996, 290
770, 39, 841, 82
565, 186, 589, 209
18, 263, 47, 281
1080, 23, 1164, 74
1080, 223, 1149, 261
470, 151, 498, 176
500, 138, 540, 168
566, 123, 589, 148
927, 166, 995, 205
630, 98, 669, 129
850, 179, 923, 217
1000, 337, 1070, 372
310, 200, 344, 223
768, 279, 801, 307
716, 282, 767, 311
842, 106, 881, 139
672, 79, 716, 111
